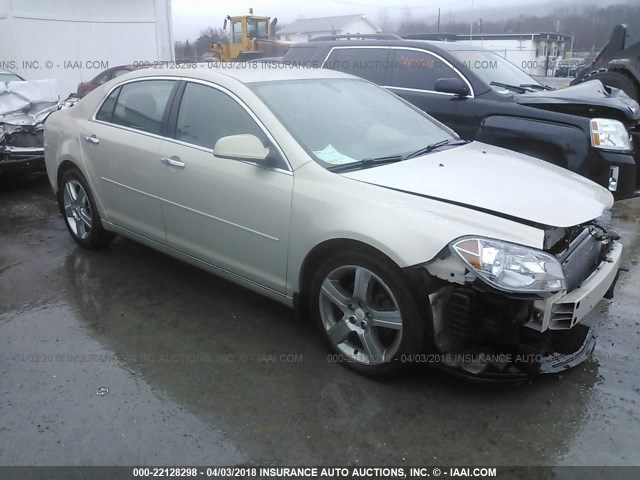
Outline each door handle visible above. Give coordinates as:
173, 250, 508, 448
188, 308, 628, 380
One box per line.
84, 135, 100, 145
161, 156, 186, 168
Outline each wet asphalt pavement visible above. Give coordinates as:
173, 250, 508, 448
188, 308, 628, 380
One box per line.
1, 173, 639, 468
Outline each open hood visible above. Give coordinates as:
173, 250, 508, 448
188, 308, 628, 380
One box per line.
342, 142, 613, 228
515, 80, 640, 121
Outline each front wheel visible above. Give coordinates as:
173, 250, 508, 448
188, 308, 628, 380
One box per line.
309, 250, 427, 377
58, 168, 115, 249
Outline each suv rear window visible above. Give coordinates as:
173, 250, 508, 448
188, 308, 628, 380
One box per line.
324, 47, 390, 84
283, 46, 320, 65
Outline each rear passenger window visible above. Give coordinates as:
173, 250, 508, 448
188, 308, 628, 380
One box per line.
284, 46, 321, 66
111, 80, 175, 135
390, 49, 459, 91
95, 87, 120, 122
324, 48, 389, 84
175, 82, 266, 150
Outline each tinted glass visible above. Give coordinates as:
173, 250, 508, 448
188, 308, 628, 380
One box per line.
284, 46, 321, 66
95, 87, 120, 122
325, 48, 389, 84
175, 82, 266, 150
112, 80, 175, 135
390, 49, 458, 91
93, 72, 110, 85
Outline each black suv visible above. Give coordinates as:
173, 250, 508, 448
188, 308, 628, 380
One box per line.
281, 35, 640, 199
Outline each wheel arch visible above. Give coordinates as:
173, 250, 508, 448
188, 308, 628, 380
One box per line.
580, 66, 640, 101
56, 159, 81, 193
293, 237, 418, 323
299, 239, 400, 292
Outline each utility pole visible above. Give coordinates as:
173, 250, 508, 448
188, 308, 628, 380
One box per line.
437, 8, 440, 33
469, 0, 474, 42
570, 34, 574, 53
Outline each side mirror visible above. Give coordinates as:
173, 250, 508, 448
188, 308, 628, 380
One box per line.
214, 134, 269, 162
434, 78, 470, 97
223, 18, 228, 30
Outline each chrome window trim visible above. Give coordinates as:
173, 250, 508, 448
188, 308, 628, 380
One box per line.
322, 45, 475, 98
91, 76, 178, 132
383, 85, 458, 96
90, 76, 293, 173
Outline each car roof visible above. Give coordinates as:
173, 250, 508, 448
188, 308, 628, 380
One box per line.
122, 64, 356, 84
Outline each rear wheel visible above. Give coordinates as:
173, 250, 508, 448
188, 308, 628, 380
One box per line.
309, 249, 427, 377
59, 168, 115, 248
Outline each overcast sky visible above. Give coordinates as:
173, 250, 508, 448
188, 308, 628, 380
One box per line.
171, 0, 486, 41
170, 0, 631, 41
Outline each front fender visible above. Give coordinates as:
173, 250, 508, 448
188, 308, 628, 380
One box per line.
285, 163, 544, 296
476, 115, 589, 175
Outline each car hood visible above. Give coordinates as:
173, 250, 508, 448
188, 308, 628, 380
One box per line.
514, 80, 640, 121
341, 142, 613, 228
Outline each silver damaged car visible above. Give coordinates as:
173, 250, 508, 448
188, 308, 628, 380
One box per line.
43, 66, 622, 379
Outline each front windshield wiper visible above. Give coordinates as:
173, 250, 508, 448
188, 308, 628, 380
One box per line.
327, 139, 469, 173
400, 139, 469, 160
519, 83, 554, 91
489, 81, 527, 94
327, 155, 403, 172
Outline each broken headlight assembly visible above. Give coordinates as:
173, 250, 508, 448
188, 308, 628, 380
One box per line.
589, 118, 631, 151
450, 237, 566, 293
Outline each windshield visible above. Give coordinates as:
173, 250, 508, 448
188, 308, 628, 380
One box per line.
247, 18, 268, 38
0, 72, 23, 82
249, 78, 456, 169
450, 50, 540, 94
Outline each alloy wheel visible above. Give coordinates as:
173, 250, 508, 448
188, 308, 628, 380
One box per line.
62, 179, 92, 240
319, 265, 403, 365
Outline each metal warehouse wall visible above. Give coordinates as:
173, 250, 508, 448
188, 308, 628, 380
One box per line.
0, 0, 173, 97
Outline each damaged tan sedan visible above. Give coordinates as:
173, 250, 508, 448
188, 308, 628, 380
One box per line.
43, 66, 622, 380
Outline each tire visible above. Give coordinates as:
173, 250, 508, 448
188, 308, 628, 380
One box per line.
308, 249, 428, 377
585, 71, 639, 103
58, 168, 115, 249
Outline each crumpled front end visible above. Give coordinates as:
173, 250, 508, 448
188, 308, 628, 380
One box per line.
1, 79, 76, 174
418, 223, 622, 382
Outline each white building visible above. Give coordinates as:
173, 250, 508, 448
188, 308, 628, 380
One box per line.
0, 0, 173, 98
277, 14, 380, 43
454, 33, 571, 76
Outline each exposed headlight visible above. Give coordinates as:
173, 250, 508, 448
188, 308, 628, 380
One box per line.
450, 237, 566, 293
590, 118, 631, 151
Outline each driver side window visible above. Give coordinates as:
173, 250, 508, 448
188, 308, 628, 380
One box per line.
175, 82, 267, 152
390, 49, 459, 91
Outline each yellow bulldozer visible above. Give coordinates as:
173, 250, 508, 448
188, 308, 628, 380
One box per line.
211, 9, 291, 61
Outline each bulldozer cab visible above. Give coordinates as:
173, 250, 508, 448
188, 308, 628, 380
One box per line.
227, 15, 270, 43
